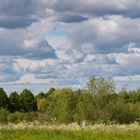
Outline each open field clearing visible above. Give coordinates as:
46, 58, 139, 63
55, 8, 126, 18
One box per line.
0, 122, 140, 140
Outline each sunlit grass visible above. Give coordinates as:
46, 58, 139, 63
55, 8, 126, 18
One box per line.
0, 122, 140, 140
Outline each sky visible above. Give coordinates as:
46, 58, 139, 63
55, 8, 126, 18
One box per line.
0, 0, 140, 94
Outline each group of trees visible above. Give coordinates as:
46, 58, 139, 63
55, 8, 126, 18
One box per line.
0, 76, 140, 124
0, 88, 37, 112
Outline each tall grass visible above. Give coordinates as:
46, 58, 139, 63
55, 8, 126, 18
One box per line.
0, 122, 140, 140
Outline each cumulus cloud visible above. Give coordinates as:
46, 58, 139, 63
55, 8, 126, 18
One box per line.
0, 59, 23, 82
0, 0, 49, 28
0, 0, 140, 90
0, 21, 57, 59
27, 60, 72, 79
64, 16, 140, 55
24, 51, 140, 88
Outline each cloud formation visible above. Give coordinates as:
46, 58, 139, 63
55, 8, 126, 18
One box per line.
0, 59, 23, 82
0, 21, 57, 59
0, 0, 140, 90
51, 0, 140, 18
0, 0, 48, 28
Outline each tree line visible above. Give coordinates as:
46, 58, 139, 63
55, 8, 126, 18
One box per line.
0, 76, 140, 124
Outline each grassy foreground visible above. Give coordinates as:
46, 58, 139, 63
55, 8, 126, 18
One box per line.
0, 122, 140, 140
0, 129, 140, 140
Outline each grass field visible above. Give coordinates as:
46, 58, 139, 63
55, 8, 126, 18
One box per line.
0, 122, 140, 140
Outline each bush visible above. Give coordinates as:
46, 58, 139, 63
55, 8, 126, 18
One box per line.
0, 108, 9, 124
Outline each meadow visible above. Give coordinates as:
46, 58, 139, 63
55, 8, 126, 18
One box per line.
0, 122, 140, 140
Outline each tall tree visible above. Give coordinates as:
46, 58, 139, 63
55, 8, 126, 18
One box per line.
0, 88, 9, 109
20, 89, 37, 112
87, 76, 115, 95
9, 92, 20, 112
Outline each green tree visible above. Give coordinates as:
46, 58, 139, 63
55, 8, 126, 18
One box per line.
94, 93, 118, 123
9, 92, 20, 112
87, 76, 115, 95
74, 91, 95, 123
87, 76, 116, 123
20, 89, 37, 112
55, 88, 76, 123
127, 90, 137, 103
45, 88, 76, 123
0, 88, 9, 109
35, 92, 45, 99
37, 98, 47, 112
111, 99, 137, 124
46, 88, 55, 97
118, 88, 129, 103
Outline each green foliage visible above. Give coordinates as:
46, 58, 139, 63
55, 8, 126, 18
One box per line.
0, 108, 9, 124
87, 76, 115, 95
7, 112, 38, 123
20, 89, 37, 112
47, 88, 55, 95
74, 91, 95, 123
35, 92, 45, 99
0, 88, 9, 109
37, 98, 47, 112
54, 88, 76, 123
44, 88, 76, 123
0, 76, 140, 124
9, 92, 20, 112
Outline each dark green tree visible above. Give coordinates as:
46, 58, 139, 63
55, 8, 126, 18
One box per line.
0, 88, 9, 109
35, 92, 45, 99
9, 92, 20, 112
20, 89, 37, 112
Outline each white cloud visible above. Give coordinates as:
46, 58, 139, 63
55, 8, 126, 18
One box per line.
0, 58, 23, 82
0, 20, 57, 59
0, 0, 140, 91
